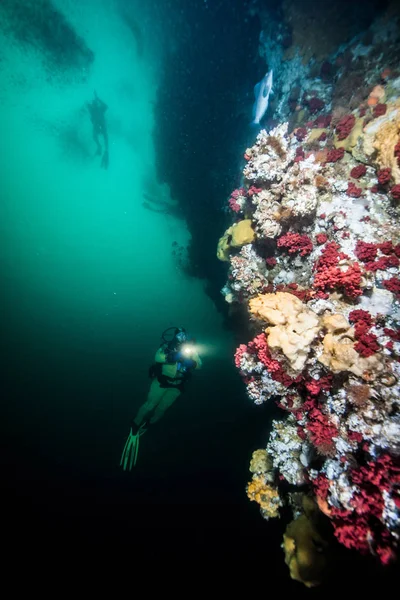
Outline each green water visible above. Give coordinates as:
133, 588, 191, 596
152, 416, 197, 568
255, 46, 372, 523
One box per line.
0, 0, 233, 472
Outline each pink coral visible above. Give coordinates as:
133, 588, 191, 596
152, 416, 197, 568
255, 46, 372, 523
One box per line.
304, 375, 332, 396
373, 103, 387, 118
322, 454, 400, 563
231, 188, 246, 199
335, 114, 355, 140
277, 232, 313, 256
376, 545, 397, 566
326, 147, 345, 162
350, 164, 367, 179
349, 309, 373, 338
340, 264, 363, 298
316, 233, 328, 245
377, 168, 392, 185
306, 408, 338, 456
295, 128, 308, 141
250, 334, 281, 373
348, 430, 363, 443
351, 453, 400, 490
378, 241, 393, 255
354, 333, 380, 357
234, 344, 248, 368
312, 473, 330, 502
349, 309, 373, 328
364, 255, 399, 271
229, 187, 247, 212
384, 327, 400, 343
383, 277, 400, 298
313, 114, 332, 128
248, 334, 297, 388
229, 198, 241, 212
346, 182, 363, 197
313, 271, 337, 296
294, 146, 305, 162
316, 242, 347, 267
391, 184, 400, 201
333, 521, 371, 554
354, 240, 378, 263
306, 97, 325, 114
313, 242, 362, 299
248, 185, 262, 196
275, 284, 313, 303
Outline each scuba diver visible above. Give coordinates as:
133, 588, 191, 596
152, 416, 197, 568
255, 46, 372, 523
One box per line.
86, 91, 109, 169
120, 327, 202, 470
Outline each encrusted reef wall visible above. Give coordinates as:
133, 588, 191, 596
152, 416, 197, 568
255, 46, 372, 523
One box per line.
219, 2, 400, 588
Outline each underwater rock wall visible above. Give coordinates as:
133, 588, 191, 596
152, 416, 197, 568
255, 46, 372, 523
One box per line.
219, 1, 400, 587
152, 0, 265, 312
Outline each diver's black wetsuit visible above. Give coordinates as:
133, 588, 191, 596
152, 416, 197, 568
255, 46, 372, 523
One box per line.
87, 92, 109, 169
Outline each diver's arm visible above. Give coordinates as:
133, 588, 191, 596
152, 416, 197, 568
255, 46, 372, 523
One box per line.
93, 90, 108, 111
154, 345, 168, 363
99, 97, 108, 112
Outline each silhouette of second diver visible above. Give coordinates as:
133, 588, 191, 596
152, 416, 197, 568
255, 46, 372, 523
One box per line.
87, 91, 109, 169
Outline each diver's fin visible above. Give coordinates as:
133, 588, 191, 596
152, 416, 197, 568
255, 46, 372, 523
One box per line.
120, 423, 148, 470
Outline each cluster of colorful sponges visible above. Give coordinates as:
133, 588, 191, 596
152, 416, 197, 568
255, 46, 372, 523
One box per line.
218, 72, 400, 576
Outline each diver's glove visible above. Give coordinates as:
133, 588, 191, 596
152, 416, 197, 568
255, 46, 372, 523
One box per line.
120, 422, 147, 470
181, 358, 197, 369
167, 351, 180, 363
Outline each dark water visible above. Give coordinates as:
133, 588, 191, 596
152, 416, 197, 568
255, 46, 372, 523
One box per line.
0, 0, 279, 577
0, 0, 397, 589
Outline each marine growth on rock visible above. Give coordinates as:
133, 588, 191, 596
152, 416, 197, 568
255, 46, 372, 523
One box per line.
219, 7, 400, 578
